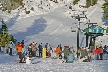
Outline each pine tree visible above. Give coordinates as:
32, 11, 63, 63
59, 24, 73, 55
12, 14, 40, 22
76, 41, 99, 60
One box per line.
73, 0, 79, 5
102, 0, 108, 20
86, 0, 97, 7
1, 19, 8, 35
0, 19, 17, 47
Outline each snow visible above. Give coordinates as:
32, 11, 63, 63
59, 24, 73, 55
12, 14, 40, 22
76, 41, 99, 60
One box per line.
0, 0, 108, 72
0, 52, 108, 72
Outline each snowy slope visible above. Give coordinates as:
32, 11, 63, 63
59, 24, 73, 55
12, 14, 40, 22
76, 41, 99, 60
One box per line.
0, 0, 106, 48
0, 52, 108, 72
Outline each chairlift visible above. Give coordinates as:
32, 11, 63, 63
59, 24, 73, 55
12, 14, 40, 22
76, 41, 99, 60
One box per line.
71, 30, 76, 32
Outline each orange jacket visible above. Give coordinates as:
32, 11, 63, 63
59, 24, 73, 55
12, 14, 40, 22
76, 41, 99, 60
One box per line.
16, 44, 23, 52
54, 47, 61, 54
95, 48, 101, 55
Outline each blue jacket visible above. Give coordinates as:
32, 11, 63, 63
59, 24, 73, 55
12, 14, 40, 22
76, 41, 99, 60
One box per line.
67, 53, 74, 62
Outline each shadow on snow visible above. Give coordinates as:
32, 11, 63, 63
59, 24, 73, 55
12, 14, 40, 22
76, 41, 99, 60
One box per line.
102, 13, 108, 26
6, 11, 20, 29
12, 17, 47, 42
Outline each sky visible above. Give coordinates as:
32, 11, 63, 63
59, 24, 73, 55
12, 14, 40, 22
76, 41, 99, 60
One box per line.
0, 0, 108, 72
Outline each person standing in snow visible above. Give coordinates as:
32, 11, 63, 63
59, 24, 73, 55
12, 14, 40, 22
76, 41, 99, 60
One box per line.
21, 40, 24, 48
47, 44, 52, 58
59, 44, 62, 59
9, 41, 13, 56
38, 43, 43, 58
95, 46, 101, 60
100, 46, 103, 60
15, 42, 20, 54
5, 42, 9, 54
45, 43, 48, 57
91, 48, 96, 60
77, 47, 81, 58
28, 43, 32, 57
86, 47, 91, 62
102, 45, 107, 60
31, 42, 37, 57
54, 45, 61, 59
69, 46, 75, 54
103, 45, 107, 54
105, 46, 108, 60
16, 43, 25, 63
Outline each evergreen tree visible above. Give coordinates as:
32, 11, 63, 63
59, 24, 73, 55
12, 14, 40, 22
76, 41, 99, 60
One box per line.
1, 19, 8, 35
73, 0, 79, 5
86, 0, 97, 7
0, 19, 17, 47
102, 0, 108, 20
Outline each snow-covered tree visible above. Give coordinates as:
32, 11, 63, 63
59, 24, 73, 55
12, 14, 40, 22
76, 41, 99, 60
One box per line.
86, 0, 98, 7
103, 0, 108, 20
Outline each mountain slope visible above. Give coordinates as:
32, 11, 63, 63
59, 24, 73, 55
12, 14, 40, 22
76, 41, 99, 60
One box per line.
0, 0, 106, 48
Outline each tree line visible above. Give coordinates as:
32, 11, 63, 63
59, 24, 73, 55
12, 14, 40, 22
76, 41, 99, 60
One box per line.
102, 0, 108, 20
73, 0, 98, 7
0, 0, 23, 13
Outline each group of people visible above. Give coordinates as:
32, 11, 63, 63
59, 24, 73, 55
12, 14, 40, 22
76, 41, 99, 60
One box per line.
54, 45, 75, 63
15, 41, 53, 63
2, 39, 108, 63
77, 45, 108, 62
15, 40, 76, 63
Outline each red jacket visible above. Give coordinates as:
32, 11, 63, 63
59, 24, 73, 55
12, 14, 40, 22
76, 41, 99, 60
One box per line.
95, 48, 101, 55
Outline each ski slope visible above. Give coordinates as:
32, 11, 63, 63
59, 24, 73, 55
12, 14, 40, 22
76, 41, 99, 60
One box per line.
0, 52, 108, 72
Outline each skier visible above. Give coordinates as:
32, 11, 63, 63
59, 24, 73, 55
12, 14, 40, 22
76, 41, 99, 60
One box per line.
95, 46, 102, 60
38, 43, 43, 57
5, 42, 9, 54
45, 43, 48, 57
47, 44, 52, 58
79, 47, 88, 62
59, 44, 62, 59
16, 43, 25, 63
21, 40, 24, 48
31, 42, 37, 57
54, 45, 61, 59
61, 46, 69, 62
69, 46, 75, 54
91, 48, 96, 60
9, 41, 13, 56
103, 45, 107, 60
28, 43, 32, 57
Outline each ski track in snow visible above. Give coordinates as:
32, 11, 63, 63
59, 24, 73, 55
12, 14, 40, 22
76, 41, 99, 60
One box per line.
87, 5, 98, 19
50, 23, 63, 35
